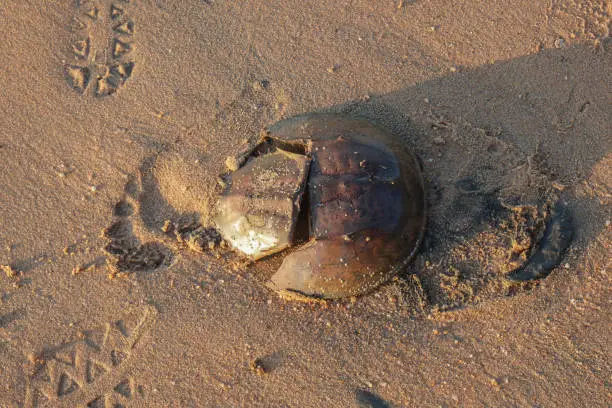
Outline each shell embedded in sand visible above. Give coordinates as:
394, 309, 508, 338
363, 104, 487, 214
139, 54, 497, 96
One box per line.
215, 113, 426, 299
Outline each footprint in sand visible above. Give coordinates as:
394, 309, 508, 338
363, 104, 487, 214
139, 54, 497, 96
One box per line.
102, 184, 173, 275
64, 0, 136, 97
100, 150, 224, 278
23, 306, 155, 407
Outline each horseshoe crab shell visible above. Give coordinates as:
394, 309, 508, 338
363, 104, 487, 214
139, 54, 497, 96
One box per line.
215, 113, 426, 299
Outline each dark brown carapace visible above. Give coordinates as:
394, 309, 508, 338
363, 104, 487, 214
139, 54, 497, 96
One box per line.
215, 114, 426, 299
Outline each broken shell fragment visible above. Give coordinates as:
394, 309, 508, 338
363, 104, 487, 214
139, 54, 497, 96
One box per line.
214, 113, 426, 299
215, 149, 310, 260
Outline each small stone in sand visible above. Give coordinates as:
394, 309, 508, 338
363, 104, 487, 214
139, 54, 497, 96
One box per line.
1, 264, 18, 278
250, 358, 269, 375
225, 156, 240, 172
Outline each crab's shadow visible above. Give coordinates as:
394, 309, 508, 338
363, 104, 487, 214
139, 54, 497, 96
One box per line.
301, 43, 607, 311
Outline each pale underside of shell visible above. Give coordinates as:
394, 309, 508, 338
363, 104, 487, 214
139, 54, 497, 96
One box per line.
214, 113, 426, 299
215, 149, 310, 260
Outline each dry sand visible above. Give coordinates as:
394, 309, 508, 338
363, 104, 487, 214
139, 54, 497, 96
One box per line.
0, 1, 611, 407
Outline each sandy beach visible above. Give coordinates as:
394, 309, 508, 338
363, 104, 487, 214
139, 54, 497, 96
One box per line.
0, 1, 610, 406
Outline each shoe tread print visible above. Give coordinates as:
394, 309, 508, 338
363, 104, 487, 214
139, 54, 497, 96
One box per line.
65, 0, 135, 97
23, 306, 155, 407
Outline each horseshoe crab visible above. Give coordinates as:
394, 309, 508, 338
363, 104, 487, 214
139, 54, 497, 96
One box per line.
214, 113, 426, 299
